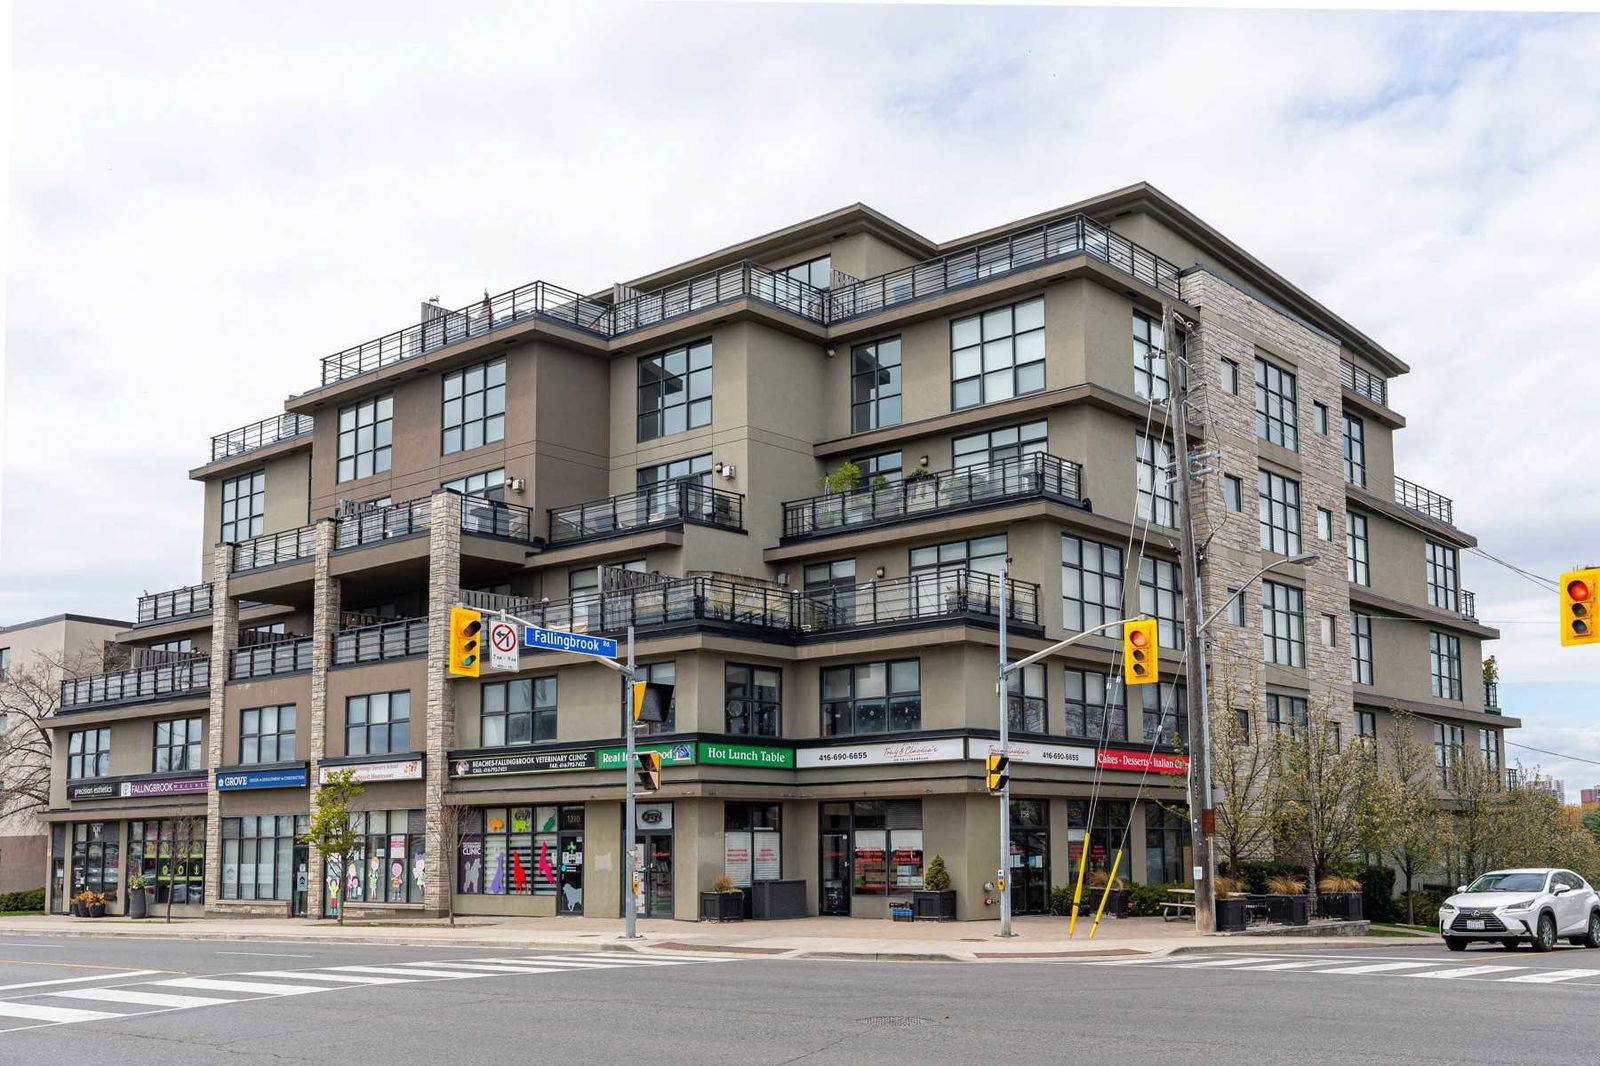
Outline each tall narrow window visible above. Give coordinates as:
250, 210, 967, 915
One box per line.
1220, 358, 1239, 395
1139, 557, 1185, 650
1224, 475, 1243, 513
1357, 709, 1377, 744
951, 298, 1045, 409
480, 678, 557, 746
1317, 507, 1333, 541
220, 470, 266, 543
441, 358, 507, 455
1261, 580, 1305, 667
1132, 310, 1168, 401
725, 664, 781, 737
1063, 669, 1126, 742
638, 340, 713, 441
1346, 512, 1370, 586
851, 337, 902, 431
1350, 613, 1373, 685
1479, 729, 1500, 774
1136, 432, 1176, 527
1342, 413, 1366, 486
1313, 402, 1330, 435
1254, 357, 1299, 451
68, 728, 111, 779
336, 395, 393, 483
1061, 535, 1125, 634
1006, 663, 1047, 733
346, 691, 411, 755
1426, 541, 1460, 612
1257, 469, 1303, 556
1435, 722, 1465, 786
1430, 632, 1463, 701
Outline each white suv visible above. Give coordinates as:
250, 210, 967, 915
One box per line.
1440, 868, 1600, 952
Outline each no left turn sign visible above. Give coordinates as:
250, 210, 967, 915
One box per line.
488, 619, 519, 671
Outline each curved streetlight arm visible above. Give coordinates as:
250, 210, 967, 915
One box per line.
1197, 552, 1318, 634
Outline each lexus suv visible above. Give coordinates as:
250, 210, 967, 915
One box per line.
1440, 868, 1600, 952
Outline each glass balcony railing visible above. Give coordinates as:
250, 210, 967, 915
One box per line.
335, 499, 431, 550
230, 637, 313, 680
459, 496, 538, 541
332, 617, 428, 665
548, 484, 744, 545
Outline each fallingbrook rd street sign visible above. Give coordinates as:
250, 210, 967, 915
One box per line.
522, 626, 619, 659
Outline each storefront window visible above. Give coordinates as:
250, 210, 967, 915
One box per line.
723, 803, 781, 887
128, 819, 206, 904
1144, 804, 1191, 885
457, 806, 583, 897
70, 822, 119, 902
824, 800, 923, 895
328, 810, 425, 908
220, 815, 305, 900
1065, 800, 1130, 884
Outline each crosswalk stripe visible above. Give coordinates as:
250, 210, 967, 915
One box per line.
321, 966, 477, 979
1168, 957, 1280, 968
470, 957, 615, 969
517, 954, 692, 967
0, 971, 163, 994
51, 988, 234, 1009
1411, 966, 1525, 980
244, 971, 414, 985
0, 1002, 124, 1023
404, 963, 565, 974
1501, 969, 1600, 984
1237, 960, 1335, 971
1313, 962, 1440, 975
153, 978, 333, 996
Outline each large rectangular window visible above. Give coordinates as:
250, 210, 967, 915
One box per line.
129, 819, 206, 904
1139, 557, 1185, 650
637, 453, 713, 490
1063, 669, 1126, 742
442, 468, 505, 498
821, 660, 920, 737
1261, 580, 1305, 667
1435, 723, 1465, 786
725, 664, 781, 737
1426, 541, 1460, 611
951, 297, 1045, 409
481, 677, 557, 747
952, 420, 1048, 469
1430, 632, 1463, 701
781, 255, 831, 289
1136, 432, 1176, 527
851, 337, 902, 431
1342, 413, 1366, 486
240, 705, 296, 764
345, 691, 411, 755
330, 810, 426, 906
638, 340, 712, 441
824, 800, 924, 895
1006, 662, 1046, 733
724, 802, 783, 887
70, 822, 119, 902
1132, 310, 1168, 401
910, 534, 1007, 577
220, 470, 265, 543
154, 716, 204, 772
220, 815, 303, 901
68, 728, 111, 779
1061, 535, 1125, 634
1347, 512, 1370, 586
1140, 683, 1187, 747
1257, 469, 1302, 556
442, 358, 506, 455
456, 806, 579, 898
1266, 694, 1308, 735
336, 395, 394, 483
1350, 613, 1374, 685
1255, 356, 1299, 451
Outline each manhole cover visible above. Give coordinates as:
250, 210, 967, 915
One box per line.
855, 1016, 935, 1029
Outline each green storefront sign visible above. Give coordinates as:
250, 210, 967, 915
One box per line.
595, 741, 697, 769
697, 741, 795, 769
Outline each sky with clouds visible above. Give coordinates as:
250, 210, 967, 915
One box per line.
2, 4, 1595, 788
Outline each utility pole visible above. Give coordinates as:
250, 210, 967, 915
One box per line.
1163, 305, 1215, 935
997, 558, 1013, 938
622, 624, 639, 939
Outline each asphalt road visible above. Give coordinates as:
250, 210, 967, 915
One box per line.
1, 935, 1598, 1064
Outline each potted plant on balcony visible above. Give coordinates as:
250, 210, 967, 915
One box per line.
1264, 874, 1310, 926
913, 854, 957, 920
1317, 875, 1364, 920
127, 874, 149, 919
902, 467, 938, 514
1214, 876, 1248, 932
699, 874, 745, 922
1089, 869, 1130, 919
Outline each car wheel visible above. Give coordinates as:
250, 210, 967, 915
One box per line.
1445, 937, 1468, 952
1531, 914, 1557, 952
1582, 912, 1600, 949
1501, 938, 1521, 950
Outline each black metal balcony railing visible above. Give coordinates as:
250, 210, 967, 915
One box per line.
335, 499, 432, 550
782, 454, 1083, 540
210, 413, 314, 462
1394, 476, 1454, 526
230, 637, 313, 680
828, 214, 1181, 321
548, 483, 745, 545
333, 617, 429, 666
1484, 680, 1500, 712
60, 657, 210, 710
232, 526, 317, 572
610, 262, 827, 333
1460, 589, 1477, 621
137, 583, 213, 624
459, 496, 538, 541
1340, 360, 1388, 406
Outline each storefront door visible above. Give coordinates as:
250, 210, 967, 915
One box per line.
820, 831, 850, 916
292, 844, 309, 917
635, 831, 673, 917
557, 832, 584, 915
1010, 800, 1050, 916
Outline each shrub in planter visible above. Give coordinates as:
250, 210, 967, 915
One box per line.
1263, 875, 1309, 926
1089, 871, 1130, 919
699, 874, 744, 922
127, 875, 149, 919
1215, 878, 1249, 932
1317, 876, 1364, 921
74, 891, 106, 919
913, 855, 957, 920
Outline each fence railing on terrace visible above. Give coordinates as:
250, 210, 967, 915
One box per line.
1460, 589, 1477, 621
230, 637, 313, 679
1484, 681, 1500, 712
1394, 476, 1454, 526
548, 484, 744, 545
335, 499, 432, 550
60, 657, 210, 709
137, 583, 213, 624
231, 526, 317, 572
332, 617, 429, 666
1340, 360, 1388, 406
459, 496, 538, 541
210, 413, 314, 462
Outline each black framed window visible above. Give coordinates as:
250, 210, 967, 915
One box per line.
1136, 432, 1176, 527
1066, 800, 1129, 884
1317, 507, 1333, 541
442, 468, 505, 498
148, 639, 193, 656
68, 727, 110, 779
129, 818, 206, 904
853, 451, 903, 483
851, 338, 902, 432
1479, 729, 1500, 773
725, 664, 780, 737
1261, 580, 1305, 667
1224, 474, 1243, 513
952, 420, 1047, 470
910, 534, 1007, 577
1006, 662, 1046, 732
1314, 402, 1330, 435
638, 340, 712, 441
1138, 557, 1185, 650
951, 298, 1045, 409
456, 806, 579, 897
1227, 588, 1244, 626
1350, 613, 1374, 685
336, 395, 393, 483
220, 470, 265, 543
1435, 723, 1465, 786
331, 810, 425, 905
781, 255, 831, 289
1220, 358, 1239, 395
804, 559, 857, 623
1357, 709, 1377, 743
1140, 683, 1187, 746
345, 691, 411, 755
243, 622, 287, 644
1266, 694, 1308, 735
821, 660, 920, 737
1347, 512, 1370, 585
724, 802, 783, 886
1257, 469, 1302, 556
1342, 413, 1366, 486
70, 822, 118, 901
1430, 632, 1463, 701
1254, 356, 1298, 451
1062, 534, 1124, 634
154, 716, 204, 772
635, 661, 677, 734
1426, 541, 1459, 611
442, 358, 506, 455
481, 677, 557, 746
1063, 669, 1126, 742
637, 454, 712, 489
823, 800, 924, 895
0, 646, 10, 681
1145, 804, 1190, 884
1132, 310, 1168, 401
220, 815, 303, 900
240, 705, 296, 764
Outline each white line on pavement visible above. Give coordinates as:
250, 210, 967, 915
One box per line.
321, 966, 477, 979
51, 988, 233, 1009
1168, 957, 1281, 968
0, 971, 162, 994
404, 963, 566, 974
1411, 966, 1525, 979
245, 970, 413, 985
517, 954, 700, 966
154, 978, 333, 996
1312, 962, 1442, 975
0, 1002, 124, 1023
1501, 969, 1600, 983
1236, 961, 1337, 971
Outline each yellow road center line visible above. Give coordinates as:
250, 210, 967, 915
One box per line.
0, 958, 179, 973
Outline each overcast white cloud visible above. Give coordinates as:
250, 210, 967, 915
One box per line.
2, 4, 1595, 720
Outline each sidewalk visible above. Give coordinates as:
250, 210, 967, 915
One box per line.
0, 913, 1432, 962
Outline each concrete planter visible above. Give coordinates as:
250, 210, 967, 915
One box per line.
128, 889, 149, 919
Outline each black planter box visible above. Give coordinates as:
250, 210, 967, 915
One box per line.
699, 892, 744, 922
128, 890, 148, 919
1268, 895, 1310, 926
87, 904, 106, 918
912, 890, 957, 921
70, 901, 85, 917
1215, 897, 1248, 931
1091, 888, 1130, 919
1317, 892, 1363, 921
751, 880, 808, 920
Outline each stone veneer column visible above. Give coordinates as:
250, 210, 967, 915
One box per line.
305, 518, 340, 918
203, 545, 237, 910
424, 491, 462, 915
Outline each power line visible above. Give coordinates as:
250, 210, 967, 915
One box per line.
1503, 738, 1600, 770
1466, 546, 1559, 593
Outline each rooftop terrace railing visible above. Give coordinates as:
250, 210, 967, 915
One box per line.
210, 413, 314, 462
60, 657, 210, 710
231, 525, 318, 573
137, 583, 213, 624
1394, 476, 1454, 526
332, 617, 429, 666
1340, 360, 1388, 406
459, 495, 538, 541
230, 636, 313, 680
548, 483, 744, 545
335, 499, 432, 550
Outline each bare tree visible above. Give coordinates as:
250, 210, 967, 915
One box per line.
1269, 700, 1379, 908
0, 652, 77, 825
163, 814, 205, 924
1374, 711, 1447, 924
436, 803, 469, 927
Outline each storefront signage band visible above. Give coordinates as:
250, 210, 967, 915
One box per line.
319, 759, 423, 784
216, 766, 310, 791
795, 737, 966, 769
697, 741, 794, 769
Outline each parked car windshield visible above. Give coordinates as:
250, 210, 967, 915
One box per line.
1465, 873, 1548, 893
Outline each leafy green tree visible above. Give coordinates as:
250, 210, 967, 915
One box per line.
1269, 701, 1378, 908
1581, 806, 1600, 847
300, 770, 364, 925
1374, 711, 1446, 924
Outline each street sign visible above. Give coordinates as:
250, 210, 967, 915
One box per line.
487, 619, 519, 671
523, 625, 619, 659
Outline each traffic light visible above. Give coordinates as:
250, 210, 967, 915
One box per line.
632, 682, 675, 723
448, 607, 483, 677
1560, 568, 1600, 647
985, 753, 1009, 795
635, 751, 662, 793
1123, 618, 1159, 685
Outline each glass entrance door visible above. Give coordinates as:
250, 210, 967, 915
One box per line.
1010, 800, 1050, 916
820, 831, 850, 915
635, 831, 673, 918
558, 832, 584, 915
292, 845, 309, 917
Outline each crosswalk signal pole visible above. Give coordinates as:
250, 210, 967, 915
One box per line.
997, 558, 1013, 938
622, 625, 640, 940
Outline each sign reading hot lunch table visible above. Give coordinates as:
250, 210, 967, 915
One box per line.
523, 626, 618, 659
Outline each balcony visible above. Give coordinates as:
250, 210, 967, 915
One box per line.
230, 636, 313, 680
460, 496, 539, 542
1460, 589, 1477, 621
335, 499, 431, 551
548, 484, 745, 545
60, 658, 210, 710
1394, 476, 1454, 526
137, 583, 213, 624
1484, 681, 1500, 712
781, 454, 1083, 541
827, 214, 1180, 322
232, 526, 317, 572
210, 413, 314, 462
333, 617, 428, 666
1340, 360, 1388, 406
